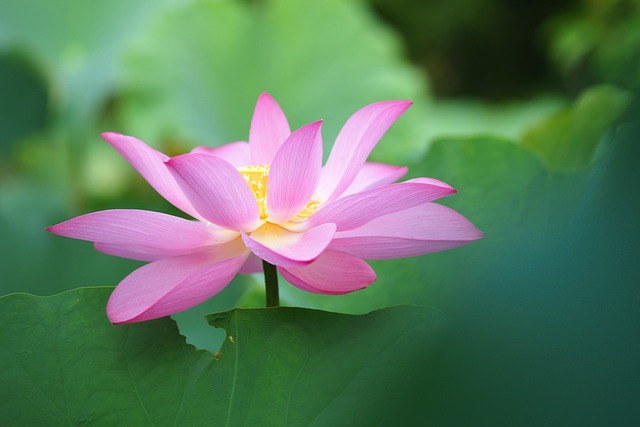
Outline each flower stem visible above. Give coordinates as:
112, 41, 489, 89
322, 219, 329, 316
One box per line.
262, 260, 279, 307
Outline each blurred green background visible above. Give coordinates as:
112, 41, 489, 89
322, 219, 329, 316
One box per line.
1, 0, 638, 424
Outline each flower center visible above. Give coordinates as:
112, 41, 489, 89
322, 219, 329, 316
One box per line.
238, 165, 270, 219
237, 164, 320, 221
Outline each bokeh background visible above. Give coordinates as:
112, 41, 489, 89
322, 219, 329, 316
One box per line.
1, 0, 638, 424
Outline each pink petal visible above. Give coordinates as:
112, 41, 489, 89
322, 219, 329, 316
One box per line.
340, 162, 408, 197
267, 120, 323, 223
101, 133, 202, 220
45, 209, 217, 245
93, 243, 183, 262
107, 249, 248, 324
315, 100, 412, 204
279, 250, 376, 295
249, 93, 291, 165
191, 141, 250, 167
47, 209, 238, 261
94, 233, 242, 262
167, 153, 261, 233
238, 252, 263, 274
303, 178, 456, 232
329, 203, 484, 259
241, 222, 336, 268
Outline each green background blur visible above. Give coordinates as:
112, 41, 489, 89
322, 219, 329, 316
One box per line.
1, 0, 638, 424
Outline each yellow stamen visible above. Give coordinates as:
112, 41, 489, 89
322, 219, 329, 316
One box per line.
237, 164, 321, 222
238, 165, 270, 219
293, 197, 320, 220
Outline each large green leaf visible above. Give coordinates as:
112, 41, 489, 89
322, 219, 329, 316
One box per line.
423, 94, 566, 142
118, 0, 429, 164
0, 287, 446, 425
520, 84, 632, 171
204, 305, 445, 426
170, 275, 255, 351
279, 122, 640, 425
0, 287, 204, 425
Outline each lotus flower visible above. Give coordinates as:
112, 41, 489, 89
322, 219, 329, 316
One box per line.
47, 93, 482, 323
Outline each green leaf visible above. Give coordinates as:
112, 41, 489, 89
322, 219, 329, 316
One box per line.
423, 95, 566, 142
258, 122, 640, 425
170, 275, 255, 352
520, 84, 632, 171
0, 287, 446, 425
0, 287, 207, 425
119, 0, 429, 164
205, 305, 445, 426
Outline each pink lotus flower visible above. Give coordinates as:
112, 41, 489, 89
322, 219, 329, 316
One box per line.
48, 93, 482, 323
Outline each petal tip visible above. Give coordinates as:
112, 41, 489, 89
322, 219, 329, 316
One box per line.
45, 223, 64, 235
408, 177, 457, 194
100, 132, 122, 142
306, 119, 324, 129
363, 270, 377, 288
401, 99, 413, 108
106, 311, 134, 325
106, 300, 129, 324
384, 100, 413, 117
471, 228, 485, 241
395, 165, 410, 178
258, 92, 275, 100
106, 285, 159, 325
164, 154, 184, 168
380, 99, 413, 112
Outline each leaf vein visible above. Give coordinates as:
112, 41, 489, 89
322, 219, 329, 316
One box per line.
124, 327, 154, 426
224, 311, 240, 427
284, 354, 311, 427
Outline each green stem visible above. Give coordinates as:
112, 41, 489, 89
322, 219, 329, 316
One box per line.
262, 260, 279, 307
